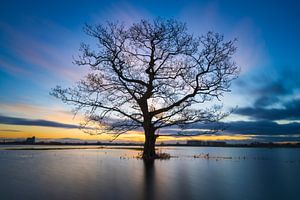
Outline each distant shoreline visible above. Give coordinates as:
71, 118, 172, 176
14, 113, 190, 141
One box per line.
1, 141, 300, 149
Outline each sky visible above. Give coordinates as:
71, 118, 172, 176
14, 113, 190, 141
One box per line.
0, 0, 300, 143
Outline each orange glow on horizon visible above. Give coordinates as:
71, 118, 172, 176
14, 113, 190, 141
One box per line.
0, 124, 252, 142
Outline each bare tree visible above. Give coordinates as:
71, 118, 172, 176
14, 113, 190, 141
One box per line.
51, 18, 239, 160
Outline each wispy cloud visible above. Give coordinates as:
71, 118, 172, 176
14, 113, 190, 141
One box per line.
154, 120, 300, 136
233, 67, 300, 121
0, 102, 85, 126
188, 120, 300, 135
90, 2, 152, 25
0, 129, 22, 132
236, 99, 300, 121
179, 2, 269, 73
0, 115, 80, 129
230, 18, 269, 72
0, 57, 33, 77
0, 21, 85, 83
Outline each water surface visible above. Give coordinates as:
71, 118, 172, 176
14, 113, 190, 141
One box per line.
0, 146, 299, 200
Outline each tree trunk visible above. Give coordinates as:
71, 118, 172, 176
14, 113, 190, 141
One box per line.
142, 128, 157, 160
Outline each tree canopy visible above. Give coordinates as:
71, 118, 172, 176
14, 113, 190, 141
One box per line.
51, 18, 239, 158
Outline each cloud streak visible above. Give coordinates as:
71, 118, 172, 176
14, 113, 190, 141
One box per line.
0, 21, 84, 83
161, 120, 300, 135
236, 100, 300, 120
0, 115, 80, 129
0, 129, 22, 132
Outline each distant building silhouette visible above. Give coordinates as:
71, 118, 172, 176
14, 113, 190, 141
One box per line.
26, 136, 36, 144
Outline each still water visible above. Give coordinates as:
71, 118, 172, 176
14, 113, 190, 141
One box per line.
0, 146, 299, 200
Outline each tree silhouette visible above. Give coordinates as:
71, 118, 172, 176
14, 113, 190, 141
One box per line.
51, 18, 239, 160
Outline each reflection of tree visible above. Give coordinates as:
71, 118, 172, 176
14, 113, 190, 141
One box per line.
143, 160, 155, 200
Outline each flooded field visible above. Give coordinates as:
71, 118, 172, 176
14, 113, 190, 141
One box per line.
0, 146, 299, 200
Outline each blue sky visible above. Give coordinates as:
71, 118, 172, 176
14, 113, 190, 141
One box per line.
1, 0, 300, 142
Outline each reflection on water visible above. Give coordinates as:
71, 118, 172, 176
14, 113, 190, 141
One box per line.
0, 147, 299, 200
143, 159, 155, 200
